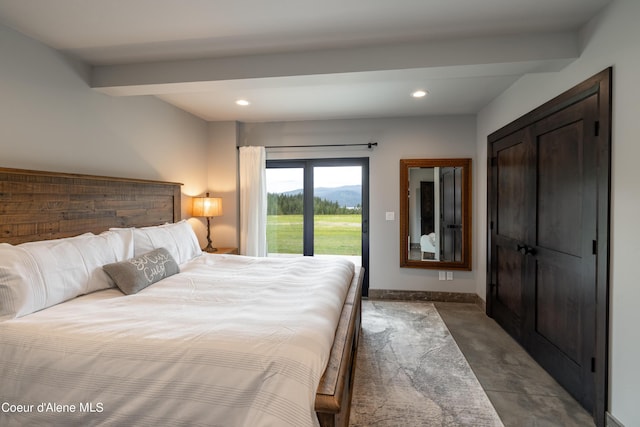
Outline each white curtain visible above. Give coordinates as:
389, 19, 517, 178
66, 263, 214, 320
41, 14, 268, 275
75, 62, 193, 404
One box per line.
239, 146, 267, 256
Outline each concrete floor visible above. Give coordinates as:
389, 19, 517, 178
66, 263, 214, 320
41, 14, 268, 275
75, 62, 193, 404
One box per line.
434, 302, 595, 427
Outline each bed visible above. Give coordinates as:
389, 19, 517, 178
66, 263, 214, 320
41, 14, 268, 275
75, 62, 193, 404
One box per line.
0, 168, 362, 427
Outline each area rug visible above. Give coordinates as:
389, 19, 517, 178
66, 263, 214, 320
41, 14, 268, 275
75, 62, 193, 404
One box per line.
349, 300, 504, 426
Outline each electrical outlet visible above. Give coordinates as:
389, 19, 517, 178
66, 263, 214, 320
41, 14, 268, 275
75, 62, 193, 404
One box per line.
446, 271, 453, 280
439, 271, 446, 280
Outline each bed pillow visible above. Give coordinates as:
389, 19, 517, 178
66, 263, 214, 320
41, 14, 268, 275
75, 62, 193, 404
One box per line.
0, 231, 133, 321
103, 248, 179, 295
114, 220, 201, 265
0, 244, 41, 321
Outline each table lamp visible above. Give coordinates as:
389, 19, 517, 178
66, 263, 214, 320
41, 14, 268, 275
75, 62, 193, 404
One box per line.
192, 193, 223, 252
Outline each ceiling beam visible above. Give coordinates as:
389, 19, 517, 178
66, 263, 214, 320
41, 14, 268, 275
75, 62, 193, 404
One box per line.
92, 32, 578, 96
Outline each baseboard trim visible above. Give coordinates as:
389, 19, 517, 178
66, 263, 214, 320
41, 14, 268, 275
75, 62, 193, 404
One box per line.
368, 289, 483, 305
607, 412, 625, 427
475, 296, 487, 312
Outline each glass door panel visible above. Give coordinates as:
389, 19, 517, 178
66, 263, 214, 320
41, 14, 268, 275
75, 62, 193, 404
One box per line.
266, 167, 304, 256
313, 166, 362, 261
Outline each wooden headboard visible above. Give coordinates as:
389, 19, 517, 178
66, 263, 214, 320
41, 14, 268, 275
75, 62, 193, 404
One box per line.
0, 167, 182, 245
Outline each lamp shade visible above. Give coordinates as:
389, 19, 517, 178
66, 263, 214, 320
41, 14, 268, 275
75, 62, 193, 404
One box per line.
192, 194, 222, 217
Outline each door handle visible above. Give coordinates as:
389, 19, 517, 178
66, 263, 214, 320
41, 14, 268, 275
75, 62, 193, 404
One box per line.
517, 244, 536, 256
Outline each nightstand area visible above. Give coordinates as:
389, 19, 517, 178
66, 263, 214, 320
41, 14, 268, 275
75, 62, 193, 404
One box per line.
204, 247, 238, 255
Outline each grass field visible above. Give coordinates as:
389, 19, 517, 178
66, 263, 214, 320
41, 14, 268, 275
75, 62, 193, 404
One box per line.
267, 214, 361, 255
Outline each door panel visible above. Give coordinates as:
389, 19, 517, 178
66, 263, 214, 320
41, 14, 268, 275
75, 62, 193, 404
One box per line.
266, 167, 305, 255
313, 165, 362, 257
495, 246, 524, 319
439, 167, 463, 261
537, 122, 583, 256
496, 139, 529, 243
454, 167, 463, 261
536, 259, 582, 364
523, 95, 598, 413
420, 181, 435, 235
489, 130, 532, 339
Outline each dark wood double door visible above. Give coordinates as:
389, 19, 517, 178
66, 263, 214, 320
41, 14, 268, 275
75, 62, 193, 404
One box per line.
487, 69, 611, 426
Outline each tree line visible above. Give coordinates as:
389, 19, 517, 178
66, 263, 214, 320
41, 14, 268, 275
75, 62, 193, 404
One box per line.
267, 193, 361, 215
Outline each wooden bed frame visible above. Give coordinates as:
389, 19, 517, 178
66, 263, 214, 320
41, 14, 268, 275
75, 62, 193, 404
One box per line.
0, 167, 361, 427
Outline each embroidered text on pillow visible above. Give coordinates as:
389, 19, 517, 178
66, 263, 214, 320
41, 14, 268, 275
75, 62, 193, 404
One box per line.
129, 251, 173, 282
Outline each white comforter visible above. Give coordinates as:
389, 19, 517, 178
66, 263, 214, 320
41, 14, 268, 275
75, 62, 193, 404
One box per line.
0, 254, 354, 427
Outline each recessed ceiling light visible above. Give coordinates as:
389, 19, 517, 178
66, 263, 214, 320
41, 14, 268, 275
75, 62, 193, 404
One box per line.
235, 99, 250, 106
412, 90, 428, 98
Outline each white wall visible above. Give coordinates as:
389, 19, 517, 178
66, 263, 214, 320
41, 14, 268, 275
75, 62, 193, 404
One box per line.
240, 116, 478, 294
0, 23, 209, 221
203, 122, 240, 249
476, 1, 640, 424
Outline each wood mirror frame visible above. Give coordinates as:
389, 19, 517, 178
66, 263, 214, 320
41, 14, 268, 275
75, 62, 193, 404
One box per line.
399, 158, 472, 270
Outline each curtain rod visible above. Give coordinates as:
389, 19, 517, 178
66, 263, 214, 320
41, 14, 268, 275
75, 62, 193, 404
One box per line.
238, 142, 378, 150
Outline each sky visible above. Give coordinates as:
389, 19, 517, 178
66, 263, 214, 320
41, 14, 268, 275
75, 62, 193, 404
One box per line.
266, 166, 362, 193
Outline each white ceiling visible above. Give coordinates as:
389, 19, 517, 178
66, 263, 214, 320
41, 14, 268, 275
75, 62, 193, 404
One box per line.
0, 0, 612, 122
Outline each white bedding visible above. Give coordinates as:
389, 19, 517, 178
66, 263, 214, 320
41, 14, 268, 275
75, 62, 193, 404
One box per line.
0, 254, 354, 427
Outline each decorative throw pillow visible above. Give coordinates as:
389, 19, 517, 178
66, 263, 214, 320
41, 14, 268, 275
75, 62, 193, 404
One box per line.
103, 248, 179, 295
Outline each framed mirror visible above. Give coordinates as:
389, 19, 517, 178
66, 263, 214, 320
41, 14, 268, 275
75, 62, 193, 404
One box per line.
400, 158, 472, 270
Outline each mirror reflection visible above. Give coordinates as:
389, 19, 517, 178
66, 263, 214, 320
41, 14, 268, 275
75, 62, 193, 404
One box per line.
407, 166, 462, 262
400, 158, 471, 270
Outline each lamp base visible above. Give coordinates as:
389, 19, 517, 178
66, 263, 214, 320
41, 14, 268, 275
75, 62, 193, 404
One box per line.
203, 244, 218, 253
203, 217, 217, 252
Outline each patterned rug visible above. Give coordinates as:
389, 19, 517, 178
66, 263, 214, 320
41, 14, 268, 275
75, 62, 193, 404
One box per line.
349, 300, 504, 426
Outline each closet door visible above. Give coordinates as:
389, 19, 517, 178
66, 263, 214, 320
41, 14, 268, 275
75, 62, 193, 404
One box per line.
487, 69, 611, 426
523, 94, 599, 412
488, 129, 534, 341
489, 96, 598, 412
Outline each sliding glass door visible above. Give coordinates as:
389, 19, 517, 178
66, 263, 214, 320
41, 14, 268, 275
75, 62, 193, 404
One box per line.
266, 158, 369, 295
265, 167, 305, 255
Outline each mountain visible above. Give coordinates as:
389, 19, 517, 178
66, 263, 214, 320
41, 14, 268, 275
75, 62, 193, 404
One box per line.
280, 185, 361, 208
